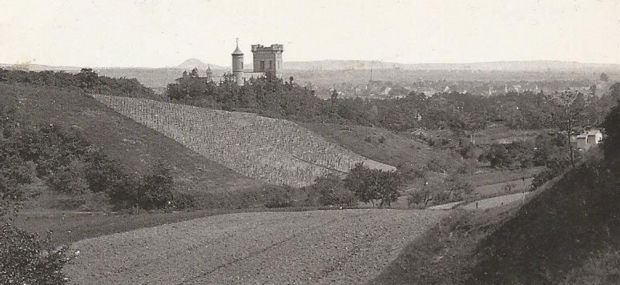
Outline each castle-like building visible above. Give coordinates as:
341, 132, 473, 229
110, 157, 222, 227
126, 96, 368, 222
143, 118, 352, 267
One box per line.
231, 39, 283, 86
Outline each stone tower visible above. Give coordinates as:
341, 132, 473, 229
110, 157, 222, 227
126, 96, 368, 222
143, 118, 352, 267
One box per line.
251, 44, 283, 77
231, 38, 244, 86
205, 65, 213, 81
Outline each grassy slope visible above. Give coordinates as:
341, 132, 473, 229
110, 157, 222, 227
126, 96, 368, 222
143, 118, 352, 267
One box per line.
302, 123, 434, 171
371, 207, 516, 285
371, 175, 562, 285
0, 83, 268, 207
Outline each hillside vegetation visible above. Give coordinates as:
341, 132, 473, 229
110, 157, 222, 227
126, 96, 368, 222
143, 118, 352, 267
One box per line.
302, 123, 434, 171
371, 96, 620, 285
0, 83, 268, 209
461, 98, 620, 285
92, 94, 395, 187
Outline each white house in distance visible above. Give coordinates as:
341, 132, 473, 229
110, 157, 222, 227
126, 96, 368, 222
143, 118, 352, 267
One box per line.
575, 129, 603, 151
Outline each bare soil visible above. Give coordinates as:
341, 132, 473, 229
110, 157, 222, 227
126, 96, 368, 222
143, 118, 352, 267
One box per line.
64, 209, 445, 285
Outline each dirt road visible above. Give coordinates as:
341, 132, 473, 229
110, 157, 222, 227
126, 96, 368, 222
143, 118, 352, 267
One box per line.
65, 209, 445, 285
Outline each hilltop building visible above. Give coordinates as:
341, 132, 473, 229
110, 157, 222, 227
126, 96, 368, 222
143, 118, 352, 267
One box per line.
205, 65, 213, 80
251, 44, 284, 77
231, 41, 245, 85
231, 39, 284, 86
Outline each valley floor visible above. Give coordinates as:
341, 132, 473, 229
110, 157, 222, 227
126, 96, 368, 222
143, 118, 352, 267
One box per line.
63, 209, 445, 285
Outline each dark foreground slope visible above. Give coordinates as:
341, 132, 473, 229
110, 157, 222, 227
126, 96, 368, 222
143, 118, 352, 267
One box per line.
0, 83, 268, 208
462, 100, 620, 284
371, 150, 620, 285
465, 152, 620, 285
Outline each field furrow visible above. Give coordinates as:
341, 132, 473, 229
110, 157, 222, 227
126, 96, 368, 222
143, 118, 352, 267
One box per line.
65, 209, 445, 285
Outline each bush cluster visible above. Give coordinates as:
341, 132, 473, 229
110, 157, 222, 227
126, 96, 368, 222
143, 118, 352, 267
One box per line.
406, 173, 473, 207
0, 223, 70, 285
0, 68, 156, 99
107, 162, 177, 211
263, 164, 401, 209
304, 173, 357, 207
0, 103, 188, 212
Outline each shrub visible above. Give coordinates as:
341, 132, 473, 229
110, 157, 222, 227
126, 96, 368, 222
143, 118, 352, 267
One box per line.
106, 162, 175, 211
46, 159, 89, 194
170, 193, 196, 210
83, 148, 123, 193
531, 168, 560, 189
311, 174, 357, 207
432, 191, 451, 204
139, 162, 174, 210
264, 185, 295, 208
0, 223, 70, 285
107, 175, 141, 210
407, 190, 431, 207
478, 144, 511, 168
504, 182, 517, 193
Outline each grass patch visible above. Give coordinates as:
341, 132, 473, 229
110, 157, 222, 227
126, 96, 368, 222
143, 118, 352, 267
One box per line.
302, 123, 449, 173
467, 167, 544, 187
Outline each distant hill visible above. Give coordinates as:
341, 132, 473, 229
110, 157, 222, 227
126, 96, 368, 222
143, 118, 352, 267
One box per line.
177, 58, 226, 70
3, 59, 618, 91
5, 59, 618, 73
284, 60, 620, 71
0, 63, 82, 71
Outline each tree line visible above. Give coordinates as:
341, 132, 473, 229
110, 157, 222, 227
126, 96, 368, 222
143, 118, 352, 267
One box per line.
0, 68, 157, 99
166, 69, 620, 134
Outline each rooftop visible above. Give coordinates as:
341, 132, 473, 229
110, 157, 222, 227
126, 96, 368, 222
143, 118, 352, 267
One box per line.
251, 44, 284, 52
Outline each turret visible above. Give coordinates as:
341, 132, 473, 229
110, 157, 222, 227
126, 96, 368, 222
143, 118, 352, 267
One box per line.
206, 65, 213, 80
231, 38, 244, 86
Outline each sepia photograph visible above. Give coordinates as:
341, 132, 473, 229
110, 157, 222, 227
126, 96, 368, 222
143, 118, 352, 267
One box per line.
1, 0, 620, 284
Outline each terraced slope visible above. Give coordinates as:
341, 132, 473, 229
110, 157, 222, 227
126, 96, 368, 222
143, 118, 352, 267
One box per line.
64, 209, 445, 285
92, 95, 396, 187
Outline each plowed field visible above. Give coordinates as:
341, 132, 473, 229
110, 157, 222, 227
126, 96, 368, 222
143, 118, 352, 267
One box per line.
65, 209, 444, 284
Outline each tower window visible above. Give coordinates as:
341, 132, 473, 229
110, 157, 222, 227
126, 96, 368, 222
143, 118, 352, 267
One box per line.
269, 61, 273, 70
260, 61, 265, 71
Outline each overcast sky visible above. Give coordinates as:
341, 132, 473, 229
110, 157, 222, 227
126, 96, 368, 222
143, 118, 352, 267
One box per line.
1, 0, 619, 68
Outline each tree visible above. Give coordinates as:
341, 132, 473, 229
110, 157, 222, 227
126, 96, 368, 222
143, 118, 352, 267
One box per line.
611, 82, 620, 101
189, 68, 200, 78
549, 91, 587, 168
600, 72, 609, 82
601, 99, 620, 158
329, 89, 339, 117
344, 163, 401, 208
139, 161, 174, 210
76, 68, 98, 89
0, 224, 70, 285
311, 173, 356, 207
